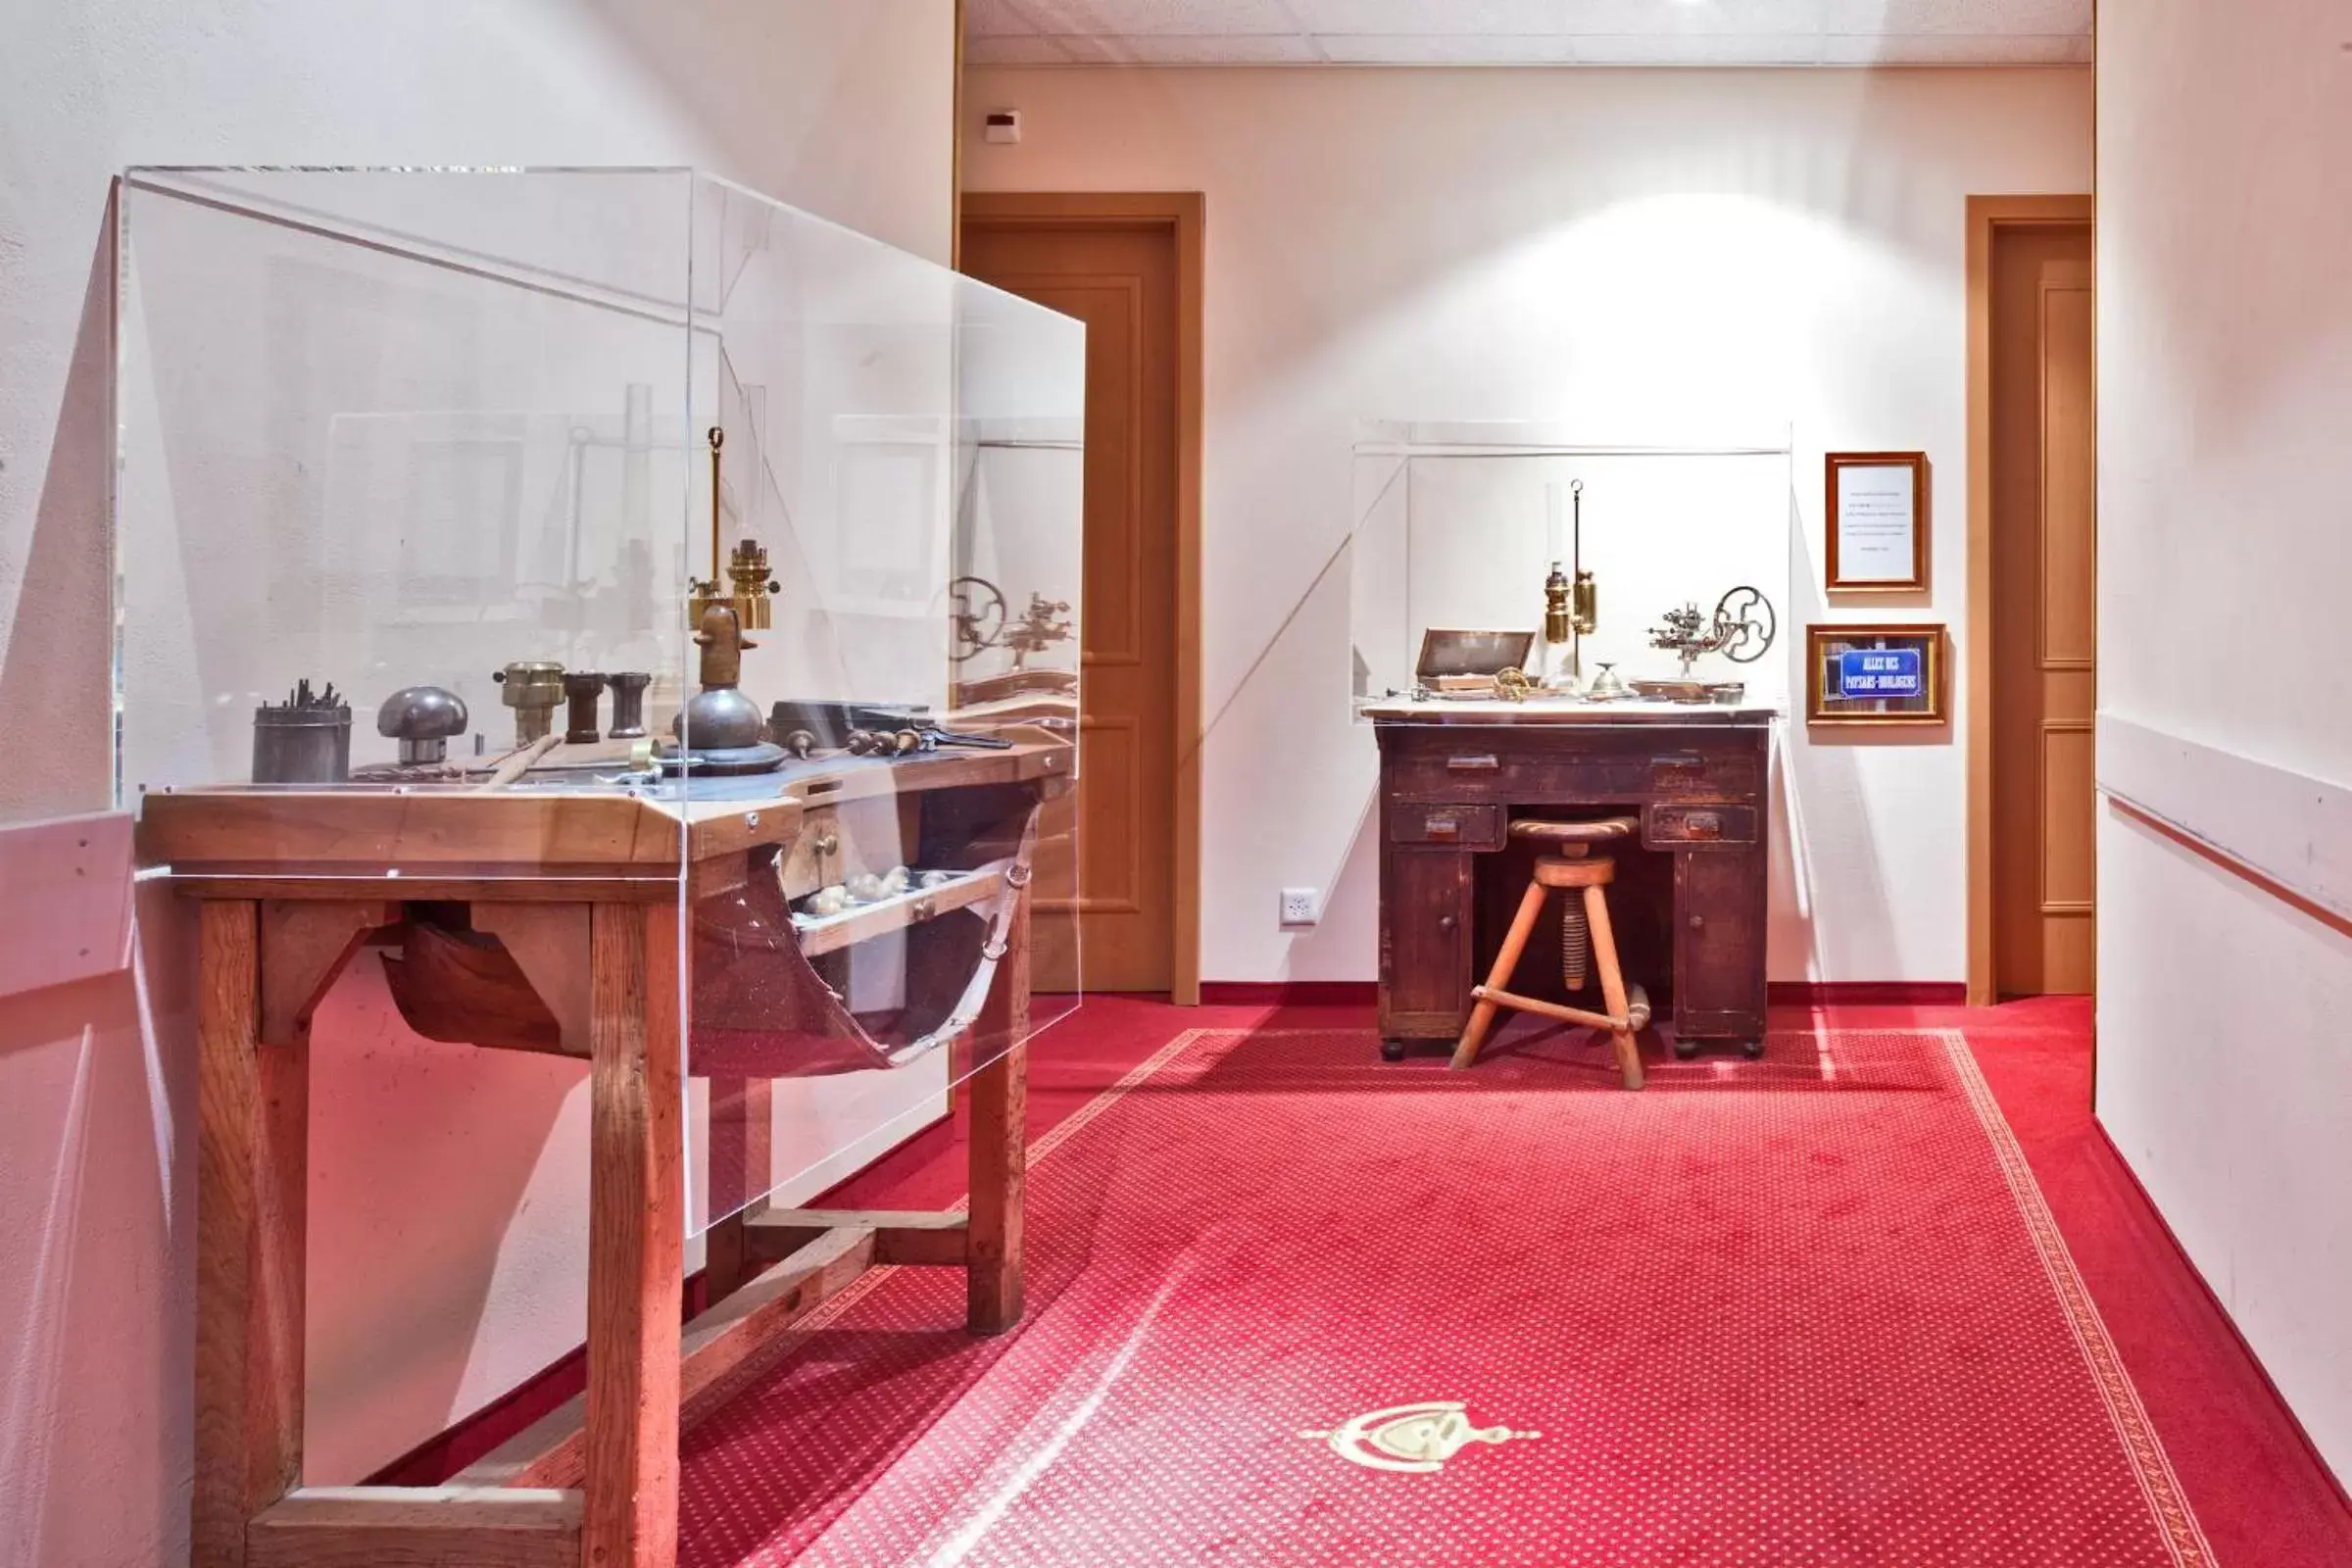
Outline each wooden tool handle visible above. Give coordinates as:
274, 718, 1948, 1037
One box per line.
475, 733, 561, 792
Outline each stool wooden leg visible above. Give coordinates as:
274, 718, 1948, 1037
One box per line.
1453, 879, 1547, 1070
1584, 885, 1643, 1090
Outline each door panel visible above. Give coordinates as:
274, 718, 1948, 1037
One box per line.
961, 221, 1178, 993
1993, 231, 2096, 996
1675, 850, 1767, 1024
1383, 850, 1471, 1025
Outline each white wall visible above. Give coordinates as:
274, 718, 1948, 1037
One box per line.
2095, 2, 2352, 1484
963, 66, 2092, 985
0, 4, 956, 1562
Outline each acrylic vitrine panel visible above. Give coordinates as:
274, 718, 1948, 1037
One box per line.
677, 173, 1086, 1234
116, 169, 1086, 1242
1351, 423, 1795, 718
116, 168, 699, 827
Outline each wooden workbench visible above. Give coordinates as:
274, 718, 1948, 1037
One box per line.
145, 742, 1069, 1568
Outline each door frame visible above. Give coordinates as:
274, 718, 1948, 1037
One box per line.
1965, 194, 2096, 1005
959, 191, 1206, 1005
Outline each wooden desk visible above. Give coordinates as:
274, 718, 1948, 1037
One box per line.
145, 743, 1067, 1568
1370, 703, 1771, 1061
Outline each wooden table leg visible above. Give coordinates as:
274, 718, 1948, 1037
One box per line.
583, 902, 684, 1568
702, 1075, 771, 1303
193, 899, 308, 1568
967, 881, 1030, 1336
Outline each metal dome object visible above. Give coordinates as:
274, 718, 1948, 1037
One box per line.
375, 685, 469, 764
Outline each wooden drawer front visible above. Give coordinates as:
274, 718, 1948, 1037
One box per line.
1645, 803, 1758, 848
1391, 804, 1502, 850
1645, 747, 1760, 799
1388, 748, 1650, 802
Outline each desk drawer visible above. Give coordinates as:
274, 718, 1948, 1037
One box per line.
1387, 747, 1649, 802
1644, 748, 1760, 798
1645, 802, 1758, 847
1390, 803, 1503, 850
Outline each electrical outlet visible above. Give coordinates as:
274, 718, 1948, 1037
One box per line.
1280, 887, 1320, 927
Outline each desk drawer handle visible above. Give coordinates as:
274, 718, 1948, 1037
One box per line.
1446, 755, 1500, 773
1684, 811, 1723, 838
1424, 814, 1462, 841
1439, 913, 1457, 932
1652, 753, 1705, 771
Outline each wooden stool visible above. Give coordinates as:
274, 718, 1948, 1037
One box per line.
1451, 816, 1651, 1088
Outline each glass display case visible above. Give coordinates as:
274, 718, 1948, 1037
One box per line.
1349, 421, 1793, 717
115, 167, 1086, 1236
1348, 424, 1790, 1070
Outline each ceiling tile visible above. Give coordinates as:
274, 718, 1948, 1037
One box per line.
966, 0, 1046, 38
1313, 32, 1583, 63
1822, 30, 2091, 63
1289, 0, 1834, 36
1285, 0, 1589, 32
1014, 0, 1300, 35
1059, 31, 1330, 61
1549, 1, 1832, 35
1572, 32, 1830, 65
959, 0, 2097, 66
1821, 0, 2089, 35
964, 33, 1080, 63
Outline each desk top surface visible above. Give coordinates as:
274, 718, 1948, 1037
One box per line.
1365, 698, 1780, 727
137, 741, 1069, 891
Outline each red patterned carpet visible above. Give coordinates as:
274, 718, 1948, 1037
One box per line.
676, 1021, 2218, 1566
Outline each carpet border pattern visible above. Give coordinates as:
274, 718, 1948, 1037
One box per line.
1933, 1028, 2215, 1567
764, 1025, 2219, 1565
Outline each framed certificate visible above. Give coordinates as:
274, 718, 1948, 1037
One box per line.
1806, 623, 1948, 726
1826, 452, 1929, 592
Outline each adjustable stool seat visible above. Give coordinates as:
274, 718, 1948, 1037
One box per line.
1451, 815, 1650, 1088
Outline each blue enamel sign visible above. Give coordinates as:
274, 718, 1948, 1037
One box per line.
1836, 647, 1922, 700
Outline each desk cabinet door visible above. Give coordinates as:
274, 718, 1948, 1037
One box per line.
1674, 849, 1767, 1034
1382, 849, 1470, 1030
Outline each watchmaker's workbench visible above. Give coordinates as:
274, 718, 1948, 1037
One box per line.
1369, 701, 1771, 1060
145, 740, 1068, 1568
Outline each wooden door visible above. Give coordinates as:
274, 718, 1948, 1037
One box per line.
1991, 224, 2096, 996
961, 219, 1178, 993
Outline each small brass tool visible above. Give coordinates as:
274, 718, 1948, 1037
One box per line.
687, 427, 780, 630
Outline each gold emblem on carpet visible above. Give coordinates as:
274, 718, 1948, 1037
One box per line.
1300, 1401, 1541, 1474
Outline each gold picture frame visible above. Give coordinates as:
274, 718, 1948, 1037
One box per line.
1825, 451, 1930, 592
1806, 623, 1948, 727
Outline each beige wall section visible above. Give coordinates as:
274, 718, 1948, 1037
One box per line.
0, 5, 957, 1562
963, 65, 2092, 986
2095, 2, 2352, 1486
